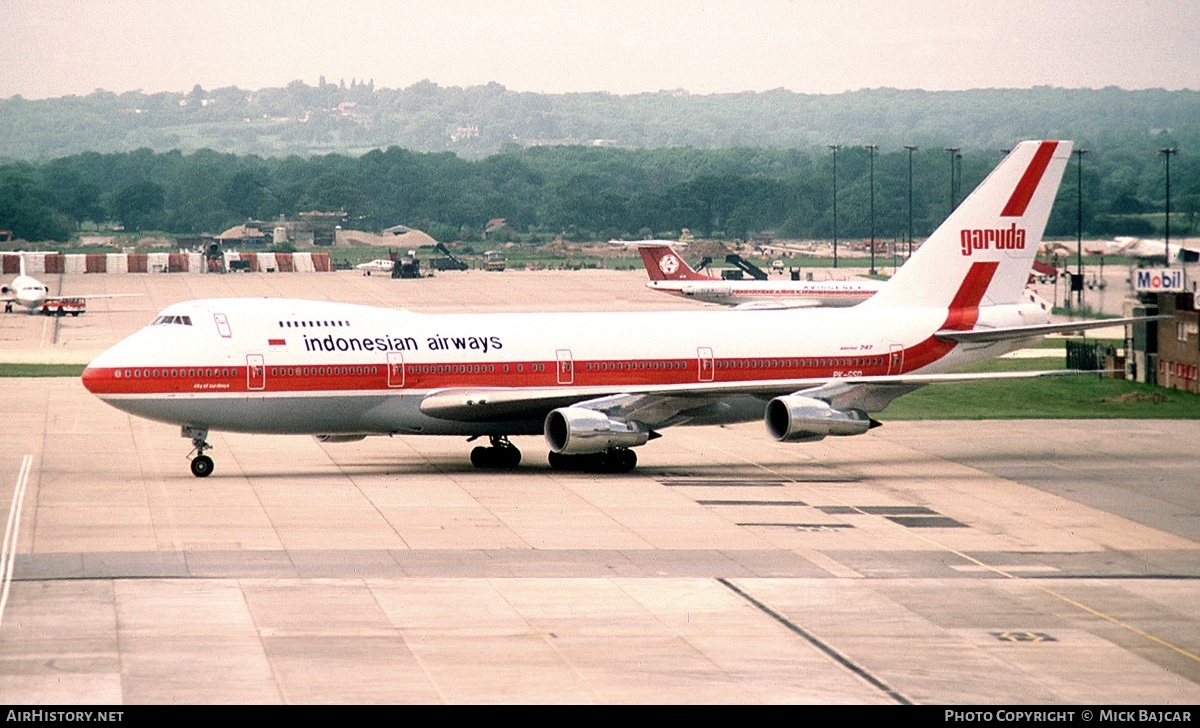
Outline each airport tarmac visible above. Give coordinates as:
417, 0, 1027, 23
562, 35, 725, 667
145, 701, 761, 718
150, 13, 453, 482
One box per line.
0, 268, 1197, 704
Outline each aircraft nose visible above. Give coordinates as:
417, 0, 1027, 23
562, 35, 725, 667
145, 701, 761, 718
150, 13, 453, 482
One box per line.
81, 364, 105, 394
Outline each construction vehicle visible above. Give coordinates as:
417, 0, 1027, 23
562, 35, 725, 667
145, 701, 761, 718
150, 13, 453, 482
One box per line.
428, 242, 470, 271
390, 249, 422, 279
724, 254, 769, 280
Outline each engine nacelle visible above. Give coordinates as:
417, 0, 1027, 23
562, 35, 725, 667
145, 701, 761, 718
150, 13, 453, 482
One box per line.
544, 407, 649, 455
764, 396, 873, 443
313, 434, 368, 443
680, 283, 731, 298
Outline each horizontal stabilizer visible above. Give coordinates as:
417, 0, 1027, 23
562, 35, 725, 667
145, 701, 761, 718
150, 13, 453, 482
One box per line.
611, 239, 690, 249
935, 315, 1167, 344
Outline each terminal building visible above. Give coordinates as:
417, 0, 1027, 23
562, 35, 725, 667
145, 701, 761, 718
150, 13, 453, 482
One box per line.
1153, 292, 1199, 393
1125, 266, 1199, 393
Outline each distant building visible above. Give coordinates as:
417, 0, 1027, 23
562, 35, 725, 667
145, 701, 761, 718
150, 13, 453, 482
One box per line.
215, 224, 266, 248
297, 211, 348, 246
484, 218, 516, 240
1156, 293, 1199, 393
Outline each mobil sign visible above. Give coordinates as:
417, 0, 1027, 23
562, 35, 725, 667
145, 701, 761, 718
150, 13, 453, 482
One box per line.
1135, 268, 1185, 292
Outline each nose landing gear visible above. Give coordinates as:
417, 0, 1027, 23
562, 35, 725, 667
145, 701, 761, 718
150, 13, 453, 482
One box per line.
183, 425, 214, 478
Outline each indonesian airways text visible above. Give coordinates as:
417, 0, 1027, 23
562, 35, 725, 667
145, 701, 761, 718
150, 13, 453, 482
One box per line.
303, 333, 504, 354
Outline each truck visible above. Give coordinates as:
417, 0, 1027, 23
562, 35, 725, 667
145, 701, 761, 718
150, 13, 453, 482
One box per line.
41, 298, 86, 316
483, 250, 507, 272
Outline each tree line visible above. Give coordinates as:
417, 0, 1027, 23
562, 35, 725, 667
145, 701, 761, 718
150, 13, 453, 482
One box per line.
1, 138, 1197, 244
3, 82, 1200, 161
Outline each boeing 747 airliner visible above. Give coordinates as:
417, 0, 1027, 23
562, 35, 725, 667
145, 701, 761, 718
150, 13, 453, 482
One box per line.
83, 141, 1144, 477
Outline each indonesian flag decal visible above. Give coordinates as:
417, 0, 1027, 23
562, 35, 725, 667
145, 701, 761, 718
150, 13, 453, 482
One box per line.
268, 338, 287, 350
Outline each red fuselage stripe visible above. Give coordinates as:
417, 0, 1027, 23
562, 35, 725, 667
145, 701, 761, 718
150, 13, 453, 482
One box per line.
82, 351, 915, 396
1000, 141, 1058, 217
83, 268, 1004, 399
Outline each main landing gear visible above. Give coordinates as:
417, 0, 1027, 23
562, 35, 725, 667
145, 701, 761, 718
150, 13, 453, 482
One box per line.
183, 425, 214, 478
467, 437, 638, 473
547, 448, 637, 474
470, 435, 522, 469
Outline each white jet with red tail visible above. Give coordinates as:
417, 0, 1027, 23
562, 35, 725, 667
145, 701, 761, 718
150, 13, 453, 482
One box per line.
632, 242, 883, 308
83, 141, 1142, 478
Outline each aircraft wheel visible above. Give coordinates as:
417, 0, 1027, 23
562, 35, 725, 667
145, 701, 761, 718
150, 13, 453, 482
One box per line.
471, 446, 522, 469
470, 446, 491, 467
500, 445, 521, 468
547, 449, 636, 473
190, 455, 214, 478
610, 448, 637, 473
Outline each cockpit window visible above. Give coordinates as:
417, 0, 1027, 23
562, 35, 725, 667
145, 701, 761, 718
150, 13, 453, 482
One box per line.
152, 315, 193, 326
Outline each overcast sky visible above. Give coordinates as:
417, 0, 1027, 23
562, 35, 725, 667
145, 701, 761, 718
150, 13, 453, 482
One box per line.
2, 0, 1198, 99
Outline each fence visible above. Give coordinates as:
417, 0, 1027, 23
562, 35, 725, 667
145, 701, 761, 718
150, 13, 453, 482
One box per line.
2, 252, 332, 275
1065, 339, 1119, 371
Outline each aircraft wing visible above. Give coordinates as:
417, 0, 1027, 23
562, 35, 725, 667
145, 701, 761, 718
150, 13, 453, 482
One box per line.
418, 369, 1077, 425
732, 300, 823, 310
935, 315, 1166, 344
46, 294, 142, 302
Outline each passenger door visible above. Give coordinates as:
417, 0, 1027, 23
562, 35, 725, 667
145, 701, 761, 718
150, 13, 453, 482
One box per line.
214, 313, 232, 338
697, 347, 715, 382
387, 351, 405, 388
246, 354, 265, 391
887, 344, 905, 375
556, 349, 574, 385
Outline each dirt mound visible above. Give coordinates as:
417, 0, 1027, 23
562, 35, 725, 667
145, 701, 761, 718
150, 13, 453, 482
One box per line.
1100, 391, 1168, 404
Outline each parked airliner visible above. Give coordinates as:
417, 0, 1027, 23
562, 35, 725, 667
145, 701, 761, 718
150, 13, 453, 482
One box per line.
632, 241, 884, 308
2, 255, 139, 314
82, 141, 1142, 478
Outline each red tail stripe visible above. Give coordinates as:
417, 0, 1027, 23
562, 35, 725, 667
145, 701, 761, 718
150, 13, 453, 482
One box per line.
1000, 141, 1058, 217
638, 247, 667, 280
943, 261, 998, 330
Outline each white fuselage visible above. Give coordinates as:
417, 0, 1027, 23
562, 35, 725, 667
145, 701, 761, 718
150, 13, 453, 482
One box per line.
647, 278, 883, 307
4, 274, 51, 310
356, 260, 395, 274
81, 295, 1048, 437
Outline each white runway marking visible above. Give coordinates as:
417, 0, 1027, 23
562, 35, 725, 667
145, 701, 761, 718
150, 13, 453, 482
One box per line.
0, 454, 33, 630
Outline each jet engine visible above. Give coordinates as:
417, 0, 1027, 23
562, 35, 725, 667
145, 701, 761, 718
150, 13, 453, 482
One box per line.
764, 396, 873, 443
544, 407, 649, 455
680, 283, 731, 298
313, 434, 368, 443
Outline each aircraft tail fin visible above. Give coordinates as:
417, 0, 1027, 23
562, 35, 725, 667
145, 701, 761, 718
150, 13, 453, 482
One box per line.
862, 140, 1072, 311
636, 245, 711, 282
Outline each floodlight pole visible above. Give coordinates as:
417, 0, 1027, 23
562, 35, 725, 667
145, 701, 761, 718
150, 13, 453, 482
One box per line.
1159, 147, 1177, 266
829, 144, 842, 268
1074, 148, 1088, 310
904, 145, 918, 260
865, 144, 878, 275
945, 147, 961, 214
